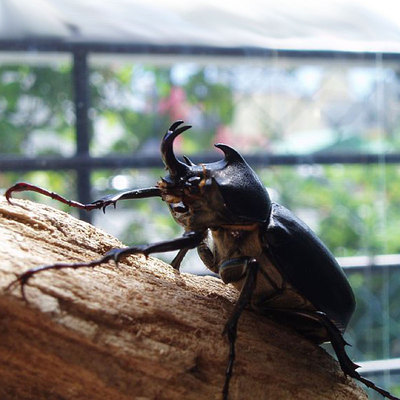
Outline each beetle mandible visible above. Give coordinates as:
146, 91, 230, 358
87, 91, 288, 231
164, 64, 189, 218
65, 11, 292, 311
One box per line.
5, 121, 399, 400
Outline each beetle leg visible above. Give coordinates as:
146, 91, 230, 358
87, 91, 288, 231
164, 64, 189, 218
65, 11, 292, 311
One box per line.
6, 253, 115, 303
222, 258, 259, 400
90, 187, 162, 213
6, 231, 205, 302
5, 183, 161, 213
197, 234, 219, 274
170, 248, 190, 270
108, 231, 204, 263
262, 308, 400, 400
310, 311, 400, 400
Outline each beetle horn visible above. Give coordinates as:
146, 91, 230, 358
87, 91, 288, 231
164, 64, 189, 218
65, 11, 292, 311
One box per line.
215, 143, 245, 164
161, 121, 192, 177
183, 155, 196, 166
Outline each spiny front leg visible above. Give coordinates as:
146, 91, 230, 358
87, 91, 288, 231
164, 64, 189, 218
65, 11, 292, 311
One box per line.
5, 253, 115, 302
90, 187, 161, 213
5, 183, 161, 213
6, 231, 205, 302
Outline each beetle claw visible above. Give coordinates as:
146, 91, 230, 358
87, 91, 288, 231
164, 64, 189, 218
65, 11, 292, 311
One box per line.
5, 272, 32, 303
103, 248, 123, 267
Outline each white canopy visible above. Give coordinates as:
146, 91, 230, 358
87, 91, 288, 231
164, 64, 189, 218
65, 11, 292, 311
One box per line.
1, 0, 400, 54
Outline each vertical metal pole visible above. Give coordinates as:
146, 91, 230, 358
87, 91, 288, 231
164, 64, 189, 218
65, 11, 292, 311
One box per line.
73, 49, 92, 223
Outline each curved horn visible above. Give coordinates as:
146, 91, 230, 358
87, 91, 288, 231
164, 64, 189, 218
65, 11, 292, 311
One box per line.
214, 143, 245, 163
161, 121, 192, 177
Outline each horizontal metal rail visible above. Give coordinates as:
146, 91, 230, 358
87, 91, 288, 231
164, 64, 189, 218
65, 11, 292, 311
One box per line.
1, 39, 400, 61
1, 151, 400, 172
339, 253, 400, 272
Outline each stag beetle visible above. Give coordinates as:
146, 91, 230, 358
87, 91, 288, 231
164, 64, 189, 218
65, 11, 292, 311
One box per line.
5, 121, 399, 400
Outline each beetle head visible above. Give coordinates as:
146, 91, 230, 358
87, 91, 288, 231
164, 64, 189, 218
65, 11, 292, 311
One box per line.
159, 121, 272, 229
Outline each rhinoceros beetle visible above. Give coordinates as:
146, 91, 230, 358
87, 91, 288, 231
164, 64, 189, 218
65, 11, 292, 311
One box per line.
5, 121, 399, 400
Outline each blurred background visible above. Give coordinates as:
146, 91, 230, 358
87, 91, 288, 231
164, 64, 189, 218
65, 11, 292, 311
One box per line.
1, 0, 400, 396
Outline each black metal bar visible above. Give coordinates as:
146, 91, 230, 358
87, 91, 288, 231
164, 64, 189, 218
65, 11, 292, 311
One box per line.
1, 39, 400, 61
72, 49, 92, 223
343, 264, 400, 274
2, 152, 400, 172
339, 253, 400, 273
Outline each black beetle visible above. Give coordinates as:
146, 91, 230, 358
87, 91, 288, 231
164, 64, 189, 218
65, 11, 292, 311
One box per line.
5, 121, 399, 400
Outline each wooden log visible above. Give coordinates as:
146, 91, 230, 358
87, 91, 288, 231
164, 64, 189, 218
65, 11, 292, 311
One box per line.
0, 196, 367, 400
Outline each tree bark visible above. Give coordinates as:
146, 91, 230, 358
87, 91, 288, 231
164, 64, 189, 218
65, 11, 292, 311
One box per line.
0, 196, 367, 400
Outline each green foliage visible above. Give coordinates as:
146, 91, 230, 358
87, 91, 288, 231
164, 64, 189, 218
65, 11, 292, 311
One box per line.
90, 64, 234, 154
184, 69, 234, 124
0, 64, 74, 155
258, 164, 400, 257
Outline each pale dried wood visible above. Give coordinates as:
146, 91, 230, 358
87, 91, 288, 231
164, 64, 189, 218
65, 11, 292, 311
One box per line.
0, 196, 367, 400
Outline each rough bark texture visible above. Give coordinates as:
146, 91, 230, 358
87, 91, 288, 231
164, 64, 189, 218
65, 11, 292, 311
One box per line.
0, 196, 367, 400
